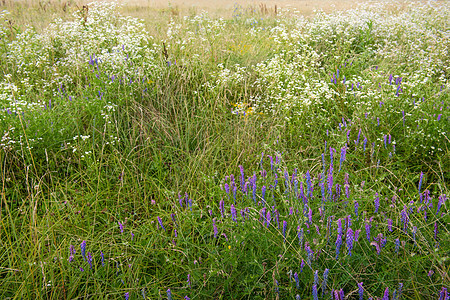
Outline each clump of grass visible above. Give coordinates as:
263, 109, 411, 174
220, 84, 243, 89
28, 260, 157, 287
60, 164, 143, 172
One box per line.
0, 1, 448, 299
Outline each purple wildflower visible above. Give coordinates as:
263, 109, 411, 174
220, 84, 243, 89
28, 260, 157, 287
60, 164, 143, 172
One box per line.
418, 171, 424, 194
282, 220, 287, 240
80, 241, 86, 260
437, 194, 446, 215
300, 259, 305, 272
358, 282, 363, 300
339, 146, 346, 171
87, 252, 93, 269
382, 287, 389, 300
231, 204, 237, 222
313, 285, 318, 300
101, 251, 105, 266
401, 206, 409, 232
178, 193, 183, 208
294, 272, 299, 288
212, 218, 218, 238
224, 183, 230, 195
157, 216, 166, 231
327, 166, 334, 198
335, 233, 343, 260
167, 289, 172, 300
306, 171, 312, 198
374, 193, 380, 213
322, 269, 329, 296
439, 287, 448, 300
118, 221, 124, 233
297, 226, 304, 247
354, 202, 359, 218
266, 209, 271, 228
262, 185, 266, 205
239, 165, 245, 190
308, 206, 313, 224
365, 221, 371, 241
346, 227, 354, 256
125, 292, 129, 300
220, 200, 224, 218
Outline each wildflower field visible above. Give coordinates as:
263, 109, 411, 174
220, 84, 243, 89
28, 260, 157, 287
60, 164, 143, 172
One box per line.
0, 1, 449, 299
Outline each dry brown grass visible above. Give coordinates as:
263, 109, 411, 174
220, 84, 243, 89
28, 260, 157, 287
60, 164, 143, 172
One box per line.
1, 0, 441, 33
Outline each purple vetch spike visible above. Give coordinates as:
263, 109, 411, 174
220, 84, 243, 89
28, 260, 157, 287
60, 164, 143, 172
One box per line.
306, 171, 312, 198
335, 233, 343, 260
339, 289, 345, 300
401, 206, 409, 233
308, 207, 312, 224
220, 200, 225, 218
346, 227, 354, 256
395, 238, 400, 253
262, 185, 266, 205
354, 202, 359, 218
118, 221, 124, 233
387, 219, 393, 232
437, 194, 446, 215
266, 210, 271, 228
322, 269, 329, 296
261, 169, 267, 178
439, 287, 447, 300
312, 285, 318, 300
80, 241, 86, 260
231, 204, 237, 222
339, 146, 346, 171
239, 165, 245, 191
342, 173, 349, 199
294, 272, 299, 288
157, 217, 166, 231
354, 229, 360, 242
87, 252, 93, 269
213, 218, 218, 238
300, 259, 305, 272
337, 218, 343, 236
167, 289, 172, 300
374, 193, 380, 213
418, 171, 424, 194
382, 287, 389, 300
282, 220, 288, 240
259, 152, 264, 168
178, 193, 183, 208
365, 222, 371, 241
297, 226, 304, 246
224, 183, 230, 195
358, 282, 363, 300
327, 166, 334, 199
171, 214, 178, 227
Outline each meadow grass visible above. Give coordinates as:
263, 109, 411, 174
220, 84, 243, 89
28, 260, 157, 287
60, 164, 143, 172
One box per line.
0, 1, 448, 299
